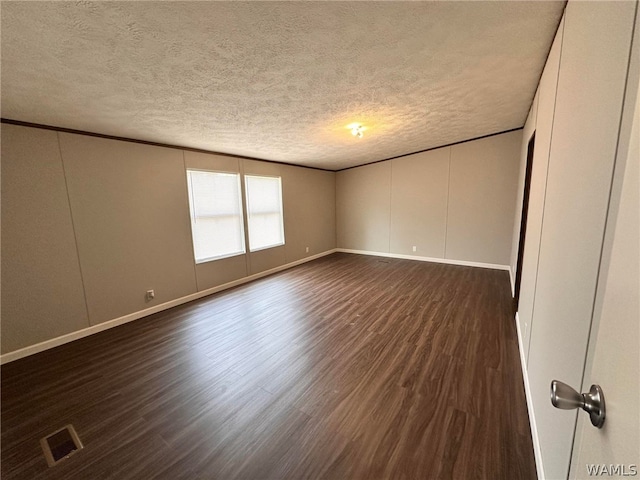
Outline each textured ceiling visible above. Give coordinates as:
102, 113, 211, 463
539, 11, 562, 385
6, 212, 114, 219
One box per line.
1, 1, 565, 170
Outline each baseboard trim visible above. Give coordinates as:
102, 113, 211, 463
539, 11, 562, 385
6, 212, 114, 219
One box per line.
336, 248, 511, 271
509, 266, 516, 297
0, 249, 337, 365
516, 313, 544, 480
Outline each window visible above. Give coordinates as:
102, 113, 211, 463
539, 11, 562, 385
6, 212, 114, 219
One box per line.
186, 170, 245, 263
244, 175, 285, 251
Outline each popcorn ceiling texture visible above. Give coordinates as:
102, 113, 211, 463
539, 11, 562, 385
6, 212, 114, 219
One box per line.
1, 1, 565, 170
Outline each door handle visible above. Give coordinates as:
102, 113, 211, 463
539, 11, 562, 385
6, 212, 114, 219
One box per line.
550, 380, 606, 428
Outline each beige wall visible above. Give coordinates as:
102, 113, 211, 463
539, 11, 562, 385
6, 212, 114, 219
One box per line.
446, 131, 521, 265
1, 125, 89, 353
336, 162, 391, 253
390, 149, 449, 257
1, 125, 336, 354
282, 164, 336, 263
59, 133, 198, 325
336, 130, 521, 266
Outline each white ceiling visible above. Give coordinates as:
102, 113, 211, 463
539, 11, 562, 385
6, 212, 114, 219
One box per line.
1, 1, 565, 170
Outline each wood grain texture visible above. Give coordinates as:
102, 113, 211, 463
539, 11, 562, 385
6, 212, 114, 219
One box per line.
1, 253, 535, 479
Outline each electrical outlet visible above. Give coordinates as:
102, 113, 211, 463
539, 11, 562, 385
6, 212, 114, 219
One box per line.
146, 289, 155, 301
412, 246, 417, 252
305, 246, 309, 253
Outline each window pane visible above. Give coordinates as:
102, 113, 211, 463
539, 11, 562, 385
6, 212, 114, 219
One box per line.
245, 175, 285, 251
187, 170, 245, 262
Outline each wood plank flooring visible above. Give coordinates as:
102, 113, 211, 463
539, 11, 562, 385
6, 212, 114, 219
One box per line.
1, 253, 536, 479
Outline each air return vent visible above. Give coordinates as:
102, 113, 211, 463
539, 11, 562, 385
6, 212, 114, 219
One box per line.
40, 425, 83, 467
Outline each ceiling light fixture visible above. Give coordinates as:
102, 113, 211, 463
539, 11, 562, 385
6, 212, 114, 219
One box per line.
348, 123, 365, 139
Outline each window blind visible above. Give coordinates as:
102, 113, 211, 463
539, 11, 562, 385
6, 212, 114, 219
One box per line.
186, 170, 245, 263
244, 175, 285, 251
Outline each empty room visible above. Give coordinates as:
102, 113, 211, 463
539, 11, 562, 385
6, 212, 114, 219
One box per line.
1, 1, 638, 479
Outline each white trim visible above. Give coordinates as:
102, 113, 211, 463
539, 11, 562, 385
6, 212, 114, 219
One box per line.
336, 248, 511, 271
509, 266, 516, 297
195, 250, 247, 265
0, 249, 337, 365
516, 312, 544, 480
248, 241, 285, 254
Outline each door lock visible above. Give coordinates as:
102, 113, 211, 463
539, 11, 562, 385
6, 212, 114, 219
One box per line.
550, 380, 606, 428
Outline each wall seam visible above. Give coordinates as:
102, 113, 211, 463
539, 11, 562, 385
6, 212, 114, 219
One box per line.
334, 172, 338, 249
55, 132, 92, 327
443, 146, 452, 259
239, 158, 252, 276
183, 150, 200, 292
388, 162, 393, 253
526, 15, 565, 365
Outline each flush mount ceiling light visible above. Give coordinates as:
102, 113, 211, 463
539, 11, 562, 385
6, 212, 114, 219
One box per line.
347, 123, 365, 139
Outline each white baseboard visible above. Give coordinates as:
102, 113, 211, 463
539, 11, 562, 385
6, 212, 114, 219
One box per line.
336, 248, 511, 271
509, 266, 516, 297
516, 313, 544, 480
0, 249, 337, 365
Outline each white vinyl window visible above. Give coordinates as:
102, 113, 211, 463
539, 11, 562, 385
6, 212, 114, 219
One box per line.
186, 170, 245, 263
244, 175, 285, 251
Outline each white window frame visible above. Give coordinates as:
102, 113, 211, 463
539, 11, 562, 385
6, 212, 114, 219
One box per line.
186, 169, 246, 264
244, 174, 286, 252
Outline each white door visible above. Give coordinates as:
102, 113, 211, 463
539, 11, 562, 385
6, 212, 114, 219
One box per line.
570, 12, 640, 477
525, 2, 637, 479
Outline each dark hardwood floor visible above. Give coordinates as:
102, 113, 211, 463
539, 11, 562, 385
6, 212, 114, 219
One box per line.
1, 253, 536, 479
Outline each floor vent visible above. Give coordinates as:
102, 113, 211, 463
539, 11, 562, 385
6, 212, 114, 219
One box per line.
40, 424, 83, 467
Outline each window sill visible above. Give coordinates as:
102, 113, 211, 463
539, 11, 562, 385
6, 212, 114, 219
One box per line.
248, 242, 285, 253
195, 251, 246, 264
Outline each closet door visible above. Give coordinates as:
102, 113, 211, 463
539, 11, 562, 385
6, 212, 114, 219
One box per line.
569, 4, 639, 476
525, 1, 636, 479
